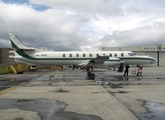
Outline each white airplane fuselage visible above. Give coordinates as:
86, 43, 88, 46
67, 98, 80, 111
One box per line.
9, 33, 157, 68
13, 50, 157, 67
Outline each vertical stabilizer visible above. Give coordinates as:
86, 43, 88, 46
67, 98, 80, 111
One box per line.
9, 33, 31, 50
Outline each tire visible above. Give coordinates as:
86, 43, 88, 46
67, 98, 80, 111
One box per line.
87, 72, 91, 77
90, 73, 95, 80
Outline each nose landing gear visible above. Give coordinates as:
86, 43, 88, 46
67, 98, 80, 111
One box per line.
87, 71, 95, 80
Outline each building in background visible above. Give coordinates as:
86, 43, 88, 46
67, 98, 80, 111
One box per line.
0, 48, 15, 65
101, 44, 165, 66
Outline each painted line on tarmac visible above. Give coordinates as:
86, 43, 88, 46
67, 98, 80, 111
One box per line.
0, 81, 31, 96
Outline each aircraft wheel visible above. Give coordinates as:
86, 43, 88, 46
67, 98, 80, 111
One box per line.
87, 71, 91, 77
90, 73, 95, 80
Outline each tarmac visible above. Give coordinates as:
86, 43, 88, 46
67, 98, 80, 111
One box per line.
0, 66, 165, 120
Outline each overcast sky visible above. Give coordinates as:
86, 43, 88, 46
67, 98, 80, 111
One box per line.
0, 0, 165, 51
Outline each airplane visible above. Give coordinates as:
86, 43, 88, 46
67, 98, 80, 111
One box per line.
9, 33, 157, 79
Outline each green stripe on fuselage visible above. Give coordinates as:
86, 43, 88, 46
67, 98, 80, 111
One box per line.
16, 50, 120, 62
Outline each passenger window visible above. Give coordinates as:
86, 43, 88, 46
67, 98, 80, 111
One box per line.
109, 53, 112, 57
69, 54, 72, 57
103, 53, 105, 56
96, 53, 99, 57
121, 53, 124, 57
114, 53, 117, 57
76, 54, 79, 57
89, 53, 92, 57
63, 54, 65, 57
83, 53, 86, 57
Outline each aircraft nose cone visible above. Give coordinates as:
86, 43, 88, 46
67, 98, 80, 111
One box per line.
151, 58, 157, 64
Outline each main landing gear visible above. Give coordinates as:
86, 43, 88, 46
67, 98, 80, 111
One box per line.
87, 71, 95, 80
87, 66, 95, 80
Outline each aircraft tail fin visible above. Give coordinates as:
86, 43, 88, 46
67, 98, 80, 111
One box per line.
9, 33, 34, 50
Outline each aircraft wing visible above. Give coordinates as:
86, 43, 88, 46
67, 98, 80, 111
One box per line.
78, 56, 109, 66
89, 56, 109, 64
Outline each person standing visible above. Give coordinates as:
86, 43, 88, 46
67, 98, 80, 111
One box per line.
123, 65, 130, 76
139, 66, 143, 76
137, 65, 140, 76
137, 65, 143, 76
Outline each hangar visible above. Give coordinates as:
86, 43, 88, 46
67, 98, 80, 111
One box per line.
101, 44, 165, 66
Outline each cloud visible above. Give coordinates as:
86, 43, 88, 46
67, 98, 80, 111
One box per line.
99, 22, 165, 48
0, 0, 165, 51
0, 1, 83, 50
29, 0, 123, 15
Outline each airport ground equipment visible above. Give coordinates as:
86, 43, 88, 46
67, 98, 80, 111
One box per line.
17, 64, 23, 74
29, 65, 36, 72
9, 65, 17, 74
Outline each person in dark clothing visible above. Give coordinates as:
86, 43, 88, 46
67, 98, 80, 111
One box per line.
137, 65, 140, 76
123, 65, 130, 76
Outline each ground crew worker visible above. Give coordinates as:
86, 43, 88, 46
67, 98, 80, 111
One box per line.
137, 65, 140, 76
123, 65, 130, 76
